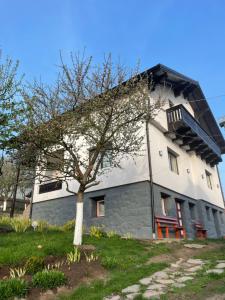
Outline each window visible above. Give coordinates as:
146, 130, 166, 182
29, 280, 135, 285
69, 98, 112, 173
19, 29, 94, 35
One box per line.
168, 149, 179, 174
89, 148, 112, 169
161, 193, 169, 216
205, 170, 213, 189
220, 212, 224, 224
206, 206, 211, 221
101, 150, 113, 169
46, 150, 64, 171
96, 200, 105, 217
189, 203, 196, 220
39, 181, 62, 194
92, 196, 105, 217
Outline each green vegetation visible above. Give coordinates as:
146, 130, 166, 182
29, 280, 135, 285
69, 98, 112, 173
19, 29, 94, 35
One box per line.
0, 231, 74, 266
25, 256, 45, 274
89, 226, 105, 238
32, 270, 67, 289
3, 229, 225, 300
0, 278, 28, 300
62, 219, 75, 232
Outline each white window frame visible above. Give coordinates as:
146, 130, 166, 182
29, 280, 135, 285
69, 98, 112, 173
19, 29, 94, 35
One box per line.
168, 149, 179, 174
101, 150, 113, 169
96, 199, 105, 217
205, 170, 213, 190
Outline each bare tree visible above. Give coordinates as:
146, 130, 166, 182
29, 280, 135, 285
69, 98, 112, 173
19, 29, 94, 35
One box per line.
17, 53, 164, 245
0, 158, 33, 214
0, 51, 24, 175
0, 160, 16, 211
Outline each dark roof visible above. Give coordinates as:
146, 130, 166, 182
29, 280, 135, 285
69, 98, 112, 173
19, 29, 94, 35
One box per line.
144, 64, 225, 154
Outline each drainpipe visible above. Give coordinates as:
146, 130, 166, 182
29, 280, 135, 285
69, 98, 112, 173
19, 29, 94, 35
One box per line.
216, 165, 225, 206
146, 111, 156, 239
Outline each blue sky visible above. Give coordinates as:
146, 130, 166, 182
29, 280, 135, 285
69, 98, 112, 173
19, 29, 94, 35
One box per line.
1, 0, 225, 191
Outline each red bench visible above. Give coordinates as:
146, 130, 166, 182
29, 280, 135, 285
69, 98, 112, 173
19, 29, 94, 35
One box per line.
155, 215, 186, 239
193, 222, 207, 238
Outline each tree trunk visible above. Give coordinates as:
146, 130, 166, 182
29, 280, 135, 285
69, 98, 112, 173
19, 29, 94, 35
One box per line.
3, 199, 7, 212
73, 191, 84, 246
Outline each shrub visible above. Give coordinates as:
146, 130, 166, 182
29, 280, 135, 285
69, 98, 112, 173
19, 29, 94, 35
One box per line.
9, 267, 26, 278
0, 278, 28, 300
62, 219, 75, 231
10, 217, 31, 232
36, 220, 49, 232
84, 252, 98, 263
101, 256, 119, 269
89, 226, 105, 238
106, 230, 118, 238
122, 232, 133, 240
32, 270, 67, 289
25, 256, 44, 274
0, 216, 12, 227
66, 247, 81, 264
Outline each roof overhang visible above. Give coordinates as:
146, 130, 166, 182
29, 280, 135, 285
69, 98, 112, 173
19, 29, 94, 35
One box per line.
144, 64, 225, 154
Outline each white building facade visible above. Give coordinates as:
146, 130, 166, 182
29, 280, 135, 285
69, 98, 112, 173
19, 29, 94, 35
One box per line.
31, 64, 225, 239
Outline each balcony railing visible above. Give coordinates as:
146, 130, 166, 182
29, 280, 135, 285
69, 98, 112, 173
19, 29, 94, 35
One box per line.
166, 105, 222, 166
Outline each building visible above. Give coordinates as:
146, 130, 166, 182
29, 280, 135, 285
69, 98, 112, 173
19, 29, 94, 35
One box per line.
31, 64, 225, 239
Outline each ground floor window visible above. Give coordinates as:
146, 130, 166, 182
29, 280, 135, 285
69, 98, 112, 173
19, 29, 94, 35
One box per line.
161, 193, 170, 216
220, 212, 224, 224
206, 206, 211, 221
189, 203, 196, 220
91, 196, 105, 217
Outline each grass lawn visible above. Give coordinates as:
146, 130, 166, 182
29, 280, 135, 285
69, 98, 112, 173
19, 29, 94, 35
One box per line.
2, 230, 225, 300
0, 230, 169, 300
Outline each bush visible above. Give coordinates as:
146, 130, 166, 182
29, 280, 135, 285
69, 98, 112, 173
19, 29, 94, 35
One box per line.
106, 230, 118, 238
0, 216, 12, 227
62, 219, 75, 231
32, 270, 67, 289
0, 278, 28, 300
66, 247, 81, 264
89, 226, 105, 238
25, 256, 44, 274
36, 220, 49, 232
10, 217, 31, 233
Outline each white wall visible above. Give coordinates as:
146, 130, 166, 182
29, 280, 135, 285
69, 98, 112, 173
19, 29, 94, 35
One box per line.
32, 85, 225, 209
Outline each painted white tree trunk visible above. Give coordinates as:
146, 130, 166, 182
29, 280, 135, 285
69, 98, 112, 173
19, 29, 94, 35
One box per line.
73, 201, 84, 246
3, 200, 7, 212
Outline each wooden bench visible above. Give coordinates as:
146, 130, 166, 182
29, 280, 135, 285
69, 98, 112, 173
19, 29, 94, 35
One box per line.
193, 222, 207, 238
155, 215, 186, 239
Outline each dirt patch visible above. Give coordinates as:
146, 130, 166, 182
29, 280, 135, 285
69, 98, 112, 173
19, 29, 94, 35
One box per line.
0, 265, 9, 279
26, 258, 106, 300
0, 252, 107, 300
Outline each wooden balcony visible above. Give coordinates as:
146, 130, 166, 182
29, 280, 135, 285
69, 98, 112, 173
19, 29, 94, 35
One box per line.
166, 105, 222, 167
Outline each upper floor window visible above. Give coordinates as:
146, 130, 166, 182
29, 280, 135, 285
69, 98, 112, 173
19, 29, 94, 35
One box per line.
46, 149, 64, 171
89, 148, 113, 169
39, 181, 62, 194
101, 150, 113, 169
205, 170, 213, 190
168, 149, 179, 174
